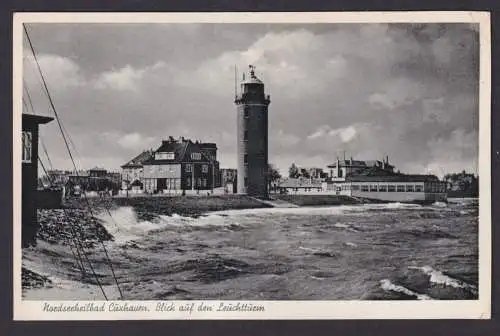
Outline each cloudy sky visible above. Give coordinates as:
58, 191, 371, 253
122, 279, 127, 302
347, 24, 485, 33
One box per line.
22, 22, 479, 177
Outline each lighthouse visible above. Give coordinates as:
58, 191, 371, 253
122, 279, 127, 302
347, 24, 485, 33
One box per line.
234, 65, 271, 198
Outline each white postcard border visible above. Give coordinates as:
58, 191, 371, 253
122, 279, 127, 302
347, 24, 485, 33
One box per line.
12, 11, 492, 320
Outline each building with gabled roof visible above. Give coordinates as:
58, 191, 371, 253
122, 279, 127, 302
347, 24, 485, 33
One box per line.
137, 137, 221, 194
120, 149, 154, 190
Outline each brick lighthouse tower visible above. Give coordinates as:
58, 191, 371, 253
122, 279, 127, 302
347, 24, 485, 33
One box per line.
235, 65, 271, 198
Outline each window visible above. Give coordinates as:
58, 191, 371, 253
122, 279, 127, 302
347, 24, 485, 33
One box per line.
370, 185, 378, 192
202, 178, 207, 188
439, 183, 445, 193
361, 185, 369, 192
338, 169, 343, 178
244, 154, 248, 165
388, 185, 396, 192
378, 185, 387, 192
415, 184, 423, 192
185, 164, 192, 173
243, 130, 248, 141
397, 185, 405, 192
406, 185, 414, 192
244, 108, 249, 118
191, 153, 201, 160
202, 164, 208, 173
186, 177, 191, 187
155, 152, 175, 160
22, 131, 32, 163
352, 185, 360, 191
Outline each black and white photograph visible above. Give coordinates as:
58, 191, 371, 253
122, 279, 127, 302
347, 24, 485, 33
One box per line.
13, 12, 491, 319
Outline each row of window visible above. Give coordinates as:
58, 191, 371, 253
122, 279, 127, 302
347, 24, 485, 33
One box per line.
185, 164, 209, 173
354, 184, 423, 192
143, 177, 210, 190
155, 152, 204, 161
155, 152, 175, 160
185, 177, 208, 188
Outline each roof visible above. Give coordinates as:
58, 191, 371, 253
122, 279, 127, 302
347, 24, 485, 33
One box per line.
143, 139, 216, 165
242, 76, 263, 85
69, 172, 89, 177
89, 167, 106, 171
200, 143, 217, 149
279, 178, 323, 188
242, 66, 264, 85
327, 159, 394, 169
22, 113, 53, 125
121, 150, 154, 168
346, 174, 440, 183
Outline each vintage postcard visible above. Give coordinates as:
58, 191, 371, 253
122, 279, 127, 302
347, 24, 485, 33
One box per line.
13, 12, 491, 320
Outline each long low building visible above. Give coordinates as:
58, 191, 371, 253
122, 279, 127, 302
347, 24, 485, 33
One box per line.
278, 156, 448, 203
326, 174, 447, 202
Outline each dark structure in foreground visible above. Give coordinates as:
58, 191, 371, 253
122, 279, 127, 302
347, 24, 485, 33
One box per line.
22, 113, 53, 247
235, 65, 271, 198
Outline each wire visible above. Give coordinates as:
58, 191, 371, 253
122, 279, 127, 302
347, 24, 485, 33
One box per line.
24, 24, 122, 300
38, 156, 108, 299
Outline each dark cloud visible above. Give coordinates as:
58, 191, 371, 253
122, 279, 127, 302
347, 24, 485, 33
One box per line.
22, 23, 479, 177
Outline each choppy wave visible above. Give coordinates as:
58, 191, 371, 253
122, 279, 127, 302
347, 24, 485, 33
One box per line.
97, 207, 243, 245
408, 266, 477, 293
25, 198, 478, 300
210, 202, 426, 218
380, 279, 432, 300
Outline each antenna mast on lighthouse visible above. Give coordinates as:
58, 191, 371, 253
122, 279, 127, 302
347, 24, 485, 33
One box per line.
234, 64, 238, 99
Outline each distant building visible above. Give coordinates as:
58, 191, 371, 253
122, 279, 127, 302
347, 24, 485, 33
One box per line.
22, 113, 53, 247
66, 168, 121, 195
235, 65, 271, 198
444, 171, 478, 197
299, 167, 328, 179
140, 137, 221, 194
278, 177, 324, 194
220, 168, 237, 185
327, 156, 395, 181
89, 167, 107, 178
220, 168, 237, 194
107, 172, 122, 187
68, 170, 90, 187
40, 169, 71, 188
279, 155, 447, 203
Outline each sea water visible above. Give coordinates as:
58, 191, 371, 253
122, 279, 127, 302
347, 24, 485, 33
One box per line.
23, 199, 478, 300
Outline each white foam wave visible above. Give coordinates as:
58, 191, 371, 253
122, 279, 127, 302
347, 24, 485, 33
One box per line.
382, 202, 423, 210
408, 266, 477, 292
97, 207, 173, 245
345, 242, 358, 247
380, 279, 432, 300
97, 207, 241, 245
298, 246, 321, 253
211, 202, 421, 218
432, 201, 448, 208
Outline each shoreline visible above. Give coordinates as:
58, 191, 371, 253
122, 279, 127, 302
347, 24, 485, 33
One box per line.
61, 193, 455, 218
